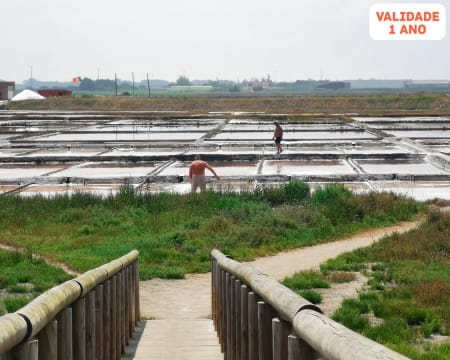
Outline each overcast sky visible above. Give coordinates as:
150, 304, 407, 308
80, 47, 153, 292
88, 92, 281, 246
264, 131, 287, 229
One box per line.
1, 0, 449, 83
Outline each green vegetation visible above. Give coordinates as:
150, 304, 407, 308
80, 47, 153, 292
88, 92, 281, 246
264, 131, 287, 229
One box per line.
0, 182, 422, 282
0, 249, 72, 315
7, 93, 450, 115
283, 210, 450, 359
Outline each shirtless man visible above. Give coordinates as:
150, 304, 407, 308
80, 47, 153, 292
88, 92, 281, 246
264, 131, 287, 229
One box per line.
189, 155, 220, 192
273, 121, 283, 154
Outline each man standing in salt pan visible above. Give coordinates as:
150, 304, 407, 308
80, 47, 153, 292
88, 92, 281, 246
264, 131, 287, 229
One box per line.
189, 155, 220, 192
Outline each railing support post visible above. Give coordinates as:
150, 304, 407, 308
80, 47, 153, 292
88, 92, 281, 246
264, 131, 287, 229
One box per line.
73, 297, 86, 360
240, 285, 249, 360
10, 339, 38, 360
258, 301, 276, 360
272, 318, 291, 360
85, 291, 96, 360
95, 285, 104, 360
248, 292, 259, 360
57, 307, 73, 360
38, 320, 57, 360
102, 280, 111, 360
234, 279, 242, 360
288, 334, 316, 360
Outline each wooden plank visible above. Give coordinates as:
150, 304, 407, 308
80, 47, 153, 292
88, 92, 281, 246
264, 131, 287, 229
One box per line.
57, 307, 73, 360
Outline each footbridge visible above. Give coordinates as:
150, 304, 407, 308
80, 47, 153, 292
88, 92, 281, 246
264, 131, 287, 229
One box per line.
0, 250, 410, 359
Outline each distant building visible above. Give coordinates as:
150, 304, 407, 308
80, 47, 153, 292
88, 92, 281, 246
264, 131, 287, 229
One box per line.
0, 81, 15, 100
350, 80, 409, 89
37, 89, 72, 98
404, 80, 450, 89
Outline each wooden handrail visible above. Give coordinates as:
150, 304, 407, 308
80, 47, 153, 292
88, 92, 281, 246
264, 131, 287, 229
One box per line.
0, 250, 139, 358
211, 249, 410, 360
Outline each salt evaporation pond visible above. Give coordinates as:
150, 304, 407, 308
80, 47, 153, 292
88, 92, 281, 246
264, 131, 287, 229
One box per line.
0, 165, 66, 179
352, 116, 450, 123
32, 132, 205, 142
78, 125, 216, 132
383, 130, 450, 139
210, 131, 378, 141
356, 159, 449, 175
46, 162, 160, 178
261, 160, 354, 176
158, 161, 259, 177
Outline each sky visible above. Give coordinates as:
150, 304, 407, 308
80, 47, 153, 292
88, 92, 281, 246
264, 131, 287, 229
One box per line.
1, 0, 449, 83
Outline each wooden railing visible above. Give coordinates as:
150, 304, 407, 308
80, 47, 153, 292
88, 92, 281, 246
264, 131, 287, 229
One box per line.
211, 249, 410, 360
0, 250, 139, 360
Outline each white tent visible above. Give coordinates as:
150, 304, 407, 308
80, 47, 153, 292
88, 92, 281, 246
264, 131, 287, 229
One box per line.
11, 89, 45, 101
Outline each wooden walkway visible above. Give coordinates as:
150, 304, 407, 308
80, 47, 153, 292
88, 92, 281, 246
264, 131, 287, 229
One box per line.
121, 221, 420, 360
123, 319, 222, 359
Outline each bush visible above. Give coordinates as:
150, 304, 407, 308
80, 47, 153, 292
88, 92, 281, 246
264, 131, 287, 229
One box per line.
299, 289, 322, 304
4, 296, 29, 313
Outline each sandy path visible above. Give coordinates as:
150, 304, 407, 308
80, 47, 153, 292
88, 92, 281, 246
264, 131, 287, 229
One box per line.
139, 220, 420, 320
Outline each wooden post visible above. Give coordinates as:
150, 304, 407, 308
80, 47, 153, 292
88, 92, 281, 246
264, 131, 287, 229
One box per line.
116, 273, 122, 359
129, 266, 136, 337
134, 261, 140, 324
127, 266, 133, 340
225, 272, 232, 360
272, 318, 291, 360
240, 285, 249, 360
220, 269, 227, 353
248, 292, 259, 360
10, 339, 38, 360
95, 285, 104, 360
120, 270, 126, 353
38, 320, 57, 360
211, 258, 216, 329
73, 297, 86, 360
258, 301, 276, 360
57, 307, 73, 360
288, 334, 316, 360
235, 279, 242, 360
230, 275, 236, 360
85, 291, 96, 360
216, 264, 223, 346
103, 281, 111, 360
110, 276, 117, 360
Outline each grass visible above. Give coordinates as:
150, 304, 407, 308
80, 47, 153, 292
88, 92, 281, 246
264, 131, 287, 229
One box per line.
7, 93, 450, 115
0, 182, 422, 282
0, 249, 73, 315
283, 210, 450, 359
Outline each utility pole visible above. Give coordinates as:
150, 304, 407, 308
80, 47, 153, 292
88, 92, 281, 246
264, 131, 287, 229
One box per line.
114, 73, 118, 96
147, 73, 151, 97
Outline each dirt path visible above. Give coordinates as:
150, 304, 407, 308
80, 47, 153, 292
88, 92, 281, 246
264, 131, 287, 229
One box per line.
139, 219, 420, 320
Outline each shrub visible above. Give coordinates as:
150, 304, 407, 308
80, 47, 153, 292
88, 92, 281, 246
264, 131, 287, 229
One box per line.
4, 296, 29, 313
283, 271, 329, 290
299, 289, 322, 304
